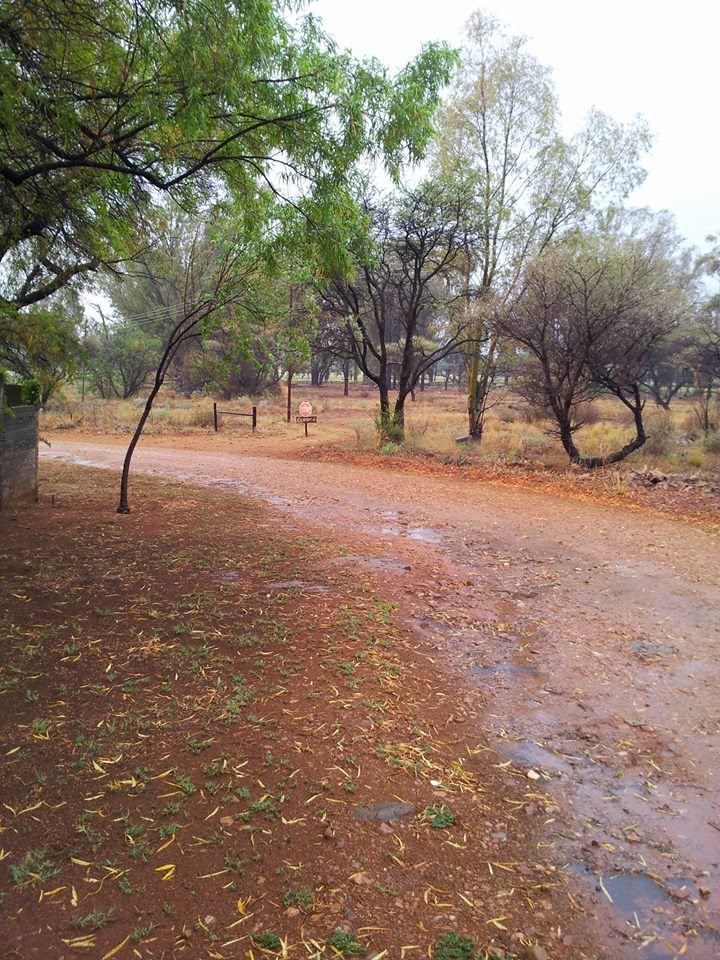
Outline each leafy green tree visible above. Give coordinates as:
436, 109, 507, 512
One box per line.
1, 0, 456, 319
0, 291, 83, 401
86, 321, 162, 400
432, 11, 650, 440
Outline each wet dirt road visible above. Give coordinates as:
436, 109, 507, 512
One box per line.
42, 439, 720, 958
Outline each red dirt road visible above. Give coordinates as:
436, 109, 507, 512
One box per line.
42, 438, 720, 959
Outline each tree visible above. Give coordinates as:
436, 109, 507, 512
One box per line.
640, 328, 695, 410
0, 291, 83, 400
688, 235, 720, 431
500, 212, 691, 467
86, 321, 162, 400
323, 182, 469, 441
116, 211, 273, 512
1, 0, 456, 319
432, 11, 650, 440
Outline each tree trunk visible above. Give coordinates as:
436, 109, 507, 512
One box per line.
286, 372, 292, 423
117, 379, 164, 513
342, 359, 350, 397
569, 386, 647, 468
465, 334, 498, 441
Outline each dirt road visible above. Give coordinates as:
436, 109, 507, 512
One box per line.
42, 438, 720, 958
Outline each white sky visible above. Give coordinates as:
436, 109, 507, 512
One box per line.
310, 0, 719, 251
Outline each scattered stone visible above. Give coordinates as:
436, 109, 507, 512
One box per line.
220, 816, 234, 827
527, 769, 541, 780
699, 886, 711, 897
181, 924, 193, 940
523, 946, 549, 960
354, 802, 416, 822
284, 907, 300, 919
323, 826, 336, 840
379, 822, 394, 834
203, 915, 216, 928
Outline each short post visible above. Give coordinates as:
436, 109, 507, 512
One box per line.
252, 406, 257, 432
304, 420, 308, 438
213, 402, 218, 432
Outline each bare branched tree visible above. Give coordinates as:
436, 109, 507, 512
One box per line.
322, 183, 471, 441
500, 213, 691, 467
117, 225, 263, 512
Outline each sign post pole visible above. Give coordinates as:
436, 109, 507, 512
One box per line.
296, 401, 317, 437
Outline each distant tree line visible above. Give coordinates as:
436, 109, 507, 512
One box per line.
2, 3, 719, 482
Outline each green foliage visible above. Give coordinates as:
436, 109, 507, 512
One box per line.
282, 887, 314, 910
86, 321, 162, 400
253, 931, 282, 951
375, 409, 405, 444
21, 378, 42, 405
326, 930, 366, 955
1, 0, 456, 321
704, 431, 720, 453
423, 802, 455, 829
1, 293, 84, 400
433, 932, 477, 960
11, 849, 59, 884
73, 907, 115, 931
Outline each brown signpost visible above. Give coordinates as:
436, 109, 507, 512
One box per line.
296, 401, 317, 437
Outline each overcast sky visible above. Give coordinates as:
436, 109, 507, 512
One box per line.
310, 0, 718, 252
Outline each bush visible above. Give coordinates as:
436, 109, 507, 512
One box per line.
21, 378, 43, 406
433, 932, 476, 960
703, 431, 720, 454
644, 411, 674, 455
374, 407, 404, 444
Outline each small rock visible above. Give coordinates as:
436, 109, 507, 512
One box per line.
220, 816, 234, 827
699, 886, 711, 897
379, 822, 394, 834
527, 769, 541, 781
284, 907, 300, 919
524, 945, 549, 960
204, 915, 216, 928
323, 826, 336, 840
354, 802, 416, 823
181, 924, 193, 940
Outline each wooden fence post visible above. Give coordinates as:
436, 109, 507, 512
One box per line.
213, 402, 218, 432
252, 407, 257, 432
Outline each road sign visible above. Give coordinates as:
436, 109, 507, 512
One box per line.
298, 401, 313, 417
295, 413, 317, 436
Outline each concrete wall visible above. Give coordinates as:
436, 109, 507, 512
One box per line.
0, 404, 39, 509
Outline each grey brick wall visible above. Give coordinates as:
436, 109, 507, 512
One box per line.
0, 405, 39, 509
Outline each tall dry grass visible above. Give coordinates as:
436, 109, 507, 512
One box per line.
42, 381, 720, 475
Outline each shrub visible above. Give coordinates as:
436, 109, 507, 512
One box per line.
374, 408, 404, 443
686, 449, 706, 468
703, 431, 720, 454
21, 378, 43, 405
423, 802, 455, 829
433, 932, 476, 960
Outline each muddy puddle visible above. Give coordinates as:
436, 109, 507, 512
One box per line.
413, 605, 720, 959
